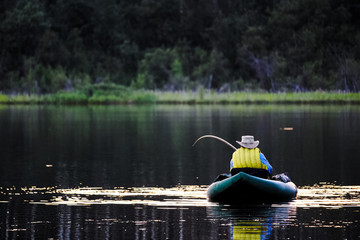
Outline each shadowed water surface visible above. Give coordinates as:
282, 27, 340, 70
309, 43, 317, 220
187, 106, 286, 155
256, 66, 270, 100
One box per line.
1, 104, 360, 239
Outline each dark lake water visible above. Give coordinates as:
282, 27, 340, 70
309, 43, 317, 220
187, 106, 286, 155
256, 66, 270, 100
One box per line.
1, 104, 360, 239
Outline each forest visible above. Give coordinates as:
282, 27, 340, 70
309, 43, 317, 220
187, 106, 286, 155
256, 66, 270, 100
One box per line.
1, 0, 360, 94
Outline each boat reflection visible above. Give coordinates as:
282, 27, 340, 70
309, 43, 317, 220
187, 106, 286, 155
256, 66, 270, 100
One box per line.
232, 221, 269, 240
206, 203, 297, 239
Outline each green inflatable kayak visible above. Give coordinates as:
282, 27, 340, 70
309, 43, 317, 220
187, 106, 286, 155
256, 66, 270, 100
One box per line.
207, 172, 297, 204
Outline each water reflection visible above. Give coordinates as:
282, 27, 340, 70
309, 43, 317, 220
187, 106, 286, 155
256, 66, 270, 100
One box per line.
1, 104, 360, 189
207, 204, 297, 239
2, 184, 360, 207
1, 184, 360, 239
1, 104, 360, 238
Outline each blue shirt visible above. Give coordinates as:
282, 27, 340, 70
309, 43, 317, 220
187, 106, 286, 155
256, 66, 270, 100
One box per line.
230, 153, 273, 174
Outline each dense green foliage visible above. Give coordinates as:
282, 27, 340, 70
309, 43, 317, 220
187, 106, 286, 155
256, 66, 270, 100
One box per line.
1, 0, 360, 93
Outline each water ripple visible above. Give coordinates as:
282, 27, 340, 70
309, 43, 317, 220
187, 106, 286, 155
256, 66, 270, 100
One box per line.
1, 184, 360, 208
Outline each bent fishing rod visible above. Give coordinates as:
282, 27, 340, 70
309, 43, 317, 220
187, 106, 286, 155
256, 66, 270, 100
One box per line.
192, 135, 237, 151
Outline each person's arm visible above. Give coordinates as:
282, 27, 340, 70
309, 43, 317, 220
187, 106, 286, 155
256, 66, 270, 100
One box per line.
260, 153, 273, 174
230, 159, 233, 171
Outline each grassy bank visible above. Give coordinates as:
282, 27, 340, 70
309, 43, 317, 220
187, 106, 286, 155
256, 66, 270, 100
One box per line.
0, 86, 360, 105
0, 84, 157, 105
154, 91, 360, 104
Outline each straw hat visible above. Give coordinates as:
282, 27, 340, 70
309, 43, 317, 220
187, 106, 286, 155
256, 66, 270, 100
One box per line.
236, 135, 259, 149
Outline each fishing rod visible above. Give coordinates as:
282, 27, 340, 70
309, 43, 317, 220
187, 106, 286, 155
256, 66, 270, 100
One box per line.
192, 135, 237, 151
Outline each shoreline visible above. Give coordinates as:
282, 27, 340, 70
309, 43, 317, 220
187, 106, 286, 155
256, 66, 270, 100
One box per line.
1, 90, 360, 105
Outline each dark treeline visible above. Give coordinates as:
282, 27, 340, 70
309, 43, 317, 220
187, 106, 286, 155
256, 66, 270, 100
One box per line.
1, 0, 360, 93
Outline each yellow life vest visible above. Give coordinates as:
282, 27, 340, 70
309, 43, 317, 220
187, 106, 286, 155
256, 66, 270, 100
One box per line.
231, 147, 268, 170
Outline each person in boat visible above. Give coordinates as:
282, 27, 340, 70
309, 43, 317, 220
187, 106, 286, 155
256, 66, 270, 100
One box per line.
230, 135, 273, 178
